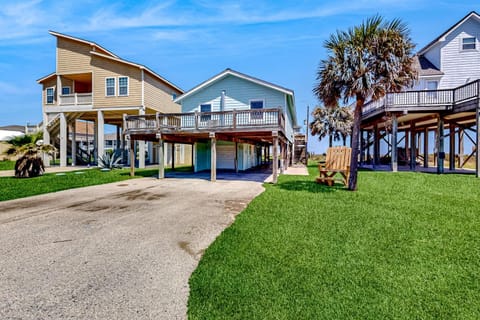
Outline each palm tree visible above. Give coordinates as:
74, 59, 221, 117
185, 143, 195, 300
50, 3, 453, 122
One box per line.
310, 105, 353, 147
5, 131, 55, 178
313, 16, 417, 190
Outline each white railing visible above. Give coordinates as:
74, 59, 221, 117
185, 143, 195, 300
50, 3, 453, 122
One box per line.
60, 93, 92, 106
124, 109, 285, 134
362, 79, 480, 117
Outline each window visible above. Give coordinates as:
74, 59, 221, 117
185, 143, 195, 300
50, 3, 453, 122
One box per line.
462, 37, 476, 50
105, 77, 115, 96
426, 80, 438, 98
62, 87, 71, 95
46, 87, 54, 104
250, 100, 264, 119
118, 77, 128, 96
200, 104, 211, 121
172, 93, 177, 100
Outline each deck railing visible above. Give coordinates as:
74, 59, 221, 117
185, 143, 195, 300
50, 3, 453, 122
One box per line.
60, 93, 93, 106
362, 79, 480, 116
124, 108, 285, 134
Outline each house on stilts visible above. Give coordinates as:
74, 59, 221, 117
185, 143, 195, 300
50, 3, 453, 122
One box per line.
361, 11, 480, 177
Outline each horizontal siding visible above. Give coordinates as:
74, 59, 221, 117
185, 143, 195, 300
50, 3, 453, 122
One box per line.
91, 55, 142, 108
42, 78, 57, 106
144, 72, 182, 113
181, 75, 286, 113
57, 38, 92, 74
439, 18, 480, 89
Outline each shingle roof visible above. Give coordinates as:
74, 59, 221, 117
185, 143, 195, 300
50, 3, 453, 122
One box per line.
413, 55, 444, 77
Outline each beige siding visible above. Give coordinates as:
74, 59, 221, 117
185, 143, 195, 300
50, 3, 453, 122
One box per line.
144, 71, 182, 113
57, 38, 92, 74
42, 78, 57, 106
91, 55, 142, 108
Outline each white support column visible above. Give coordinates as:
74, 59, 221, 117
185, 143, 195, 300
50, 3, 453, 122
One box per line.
59, 112, 67, 167
138, 141, 146, 168
97, 110, 104, 164
210, 132, 216, 182
43, 113, 51, 167
71, 121, 76, 166
56, 75, 62, 105
272, 131, 278, 184
157, 134, 164, 179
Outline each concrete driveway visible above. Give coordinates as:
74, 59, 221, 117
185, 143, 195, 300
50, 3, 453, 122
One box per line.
0, 177, 264, 319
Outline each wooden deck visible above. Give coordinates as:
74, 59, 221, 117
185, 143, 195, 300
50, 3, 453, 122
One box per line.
362, 79, 479, 120
124, 108, 285, 139
360, 79, 480, 177
123, 108, 290, 183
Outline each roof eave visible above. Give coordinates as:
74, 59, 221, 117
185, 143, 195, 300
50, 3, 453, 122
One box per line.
418, 11, 480, 55
175, 68, 294, 103
90, 51, 183, 93
37, 72, 56, 84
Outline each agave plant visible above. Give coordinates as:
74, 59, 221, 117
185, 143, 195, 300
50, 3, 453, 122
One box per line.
5, 131, 56, 178
98, 151, 123, 169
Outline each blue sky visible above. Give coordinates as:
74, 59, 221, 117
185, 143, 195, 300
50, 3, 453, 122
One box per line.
0, 0, 478, 153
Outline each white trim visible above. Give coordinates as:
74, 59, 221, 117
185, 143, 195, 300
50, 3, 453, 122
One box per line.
46, 87, 55, 104
118, 76, 129, 96
37, 72, 56, 83
174, 69, 294, 103
141, 69, 145, 106
49, 30, 119, 58
461, 36, 477, 51
105, 77, 115, 97
418, 11, 480, 55
44, 105, 141, 113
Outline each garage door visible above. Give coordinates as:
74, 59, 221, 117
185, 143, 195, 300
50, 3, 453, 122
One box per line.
217, 144, 235, 169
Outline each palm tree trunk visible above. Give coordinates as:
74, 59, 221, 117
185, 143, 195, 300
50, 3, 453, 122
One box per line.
348, 96, 364, 191
343, 135, 347, 146
329, 134, 333, 148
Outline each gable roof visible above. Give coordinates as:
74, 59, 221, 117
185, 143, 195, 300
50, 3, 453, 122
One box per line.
174, 68, 294, 103
413, 55, 444, 77
418, 11, 480, 55
89, 51, 183, 93
37, 32, 183, 93
49, 30, 119, 58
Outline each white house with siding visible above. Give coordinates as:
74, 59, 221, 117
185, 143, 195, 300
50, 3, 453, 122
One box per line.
413, 11, 480, 91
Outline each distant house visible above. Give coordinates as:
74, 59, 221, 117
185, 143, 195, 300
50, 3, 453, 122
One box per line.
124, 69, 297, 182
37, 31, 190, 167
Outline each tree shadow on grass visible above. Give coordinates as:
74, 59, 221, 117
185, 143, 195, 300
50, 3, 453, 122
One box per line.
276, 179, 347, 193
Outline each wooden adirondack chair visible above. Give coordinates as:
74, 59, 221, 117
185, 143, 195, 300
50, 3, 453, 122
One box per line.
316, 146, 352, 187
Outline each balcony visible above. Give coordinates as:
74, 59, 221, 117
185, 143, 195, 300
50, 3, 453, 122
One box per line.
59, 93, 92, 106
124, 108, 285, 136
362, 79, 480, 118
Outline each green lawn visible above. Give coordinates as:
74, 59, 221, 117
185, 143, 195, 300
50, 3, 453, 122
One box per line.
0, 160, 15, 170
188, 166, 480, 319
0, 168, 158, 201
